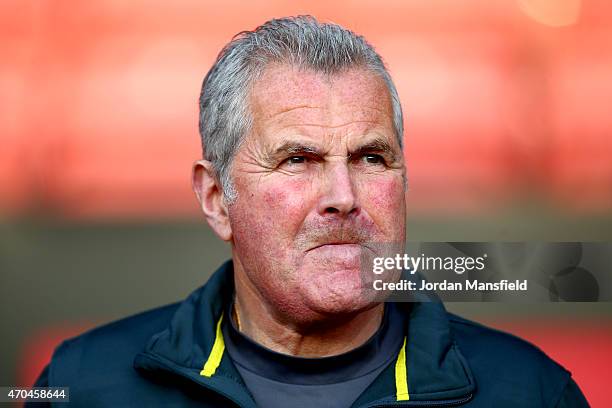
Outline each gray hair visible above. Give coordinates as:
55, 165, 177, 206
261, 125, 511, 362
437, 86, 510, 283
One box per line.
198, 15, 404, 203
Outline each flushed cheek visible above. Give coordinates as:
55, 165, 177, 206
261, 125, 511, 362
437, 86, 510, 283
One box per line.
260, 178, 313, 228
232, 173, 314, 248
362, 177, 406, 236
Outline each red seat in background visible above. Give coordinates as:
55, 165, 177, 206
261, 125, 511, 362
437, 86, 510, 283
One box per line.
483, 320, 611, 408
18, 323, 97, 388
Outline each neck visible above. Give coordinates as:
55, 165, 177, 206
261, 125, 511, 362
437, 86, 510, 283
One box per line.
232, 264, 384, 358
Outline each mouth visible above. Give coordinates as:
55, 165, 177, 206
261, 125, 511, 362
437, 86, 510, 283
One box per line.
307, 242, 362, 252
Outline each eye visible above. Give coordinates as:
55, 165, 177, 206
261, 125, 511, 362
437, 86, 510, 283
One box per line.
288, 156, 306, 164
286, 156, 307, 165
363, 154, 385, 165
280, 155, 310, 169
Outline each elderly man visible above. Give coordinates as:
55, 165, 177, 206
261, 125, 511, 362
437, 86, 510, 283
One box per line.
32, 16, 588, 407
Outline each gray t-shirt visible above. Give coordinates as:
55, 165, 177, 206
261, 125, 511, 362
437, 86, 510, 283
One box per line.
223, 302, 406, 408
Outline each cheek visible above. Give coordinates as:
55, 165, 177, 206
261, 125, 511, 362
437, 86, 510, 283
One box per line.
261, 178, 312, 225
364, 177, 404, 209
235, 176, 313, 240
362, 177, 406, 233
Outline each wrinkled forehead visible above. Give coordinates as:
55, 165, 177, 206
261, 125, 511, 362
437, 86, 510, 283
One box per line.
248, 64, 396, 143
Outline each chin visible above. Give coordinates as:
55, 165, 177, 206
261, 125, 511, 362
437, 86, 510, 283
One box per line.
310, 299, 377, 318
300, 277, 378, 317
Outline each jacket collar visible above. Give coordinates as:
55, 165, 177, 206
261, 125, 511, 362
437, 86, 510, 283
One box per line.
134, 260, 475, 407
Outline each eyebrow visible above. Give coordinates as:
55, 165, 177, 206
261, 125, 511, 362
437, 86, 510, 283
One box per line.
348, 138, 398, 160
267, 137, 399, 163
263, 141, 320, 164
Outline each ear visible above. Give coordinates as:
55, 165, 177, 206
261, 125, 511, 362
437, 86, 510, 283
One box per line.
192, 160, 232, 241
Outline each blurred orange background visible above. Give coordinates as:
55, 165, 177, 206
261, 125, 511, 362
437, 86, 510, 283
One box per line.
1, 0, 611, 406
2, 0, 611, 219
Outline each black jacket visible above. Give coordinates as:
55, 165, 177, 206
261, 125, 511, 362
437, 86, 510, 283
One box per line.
32, 260, 589, 407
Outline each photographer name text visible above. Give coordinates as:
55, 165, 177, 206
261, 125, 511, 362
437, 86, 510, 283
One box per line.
373, 279, 528, 292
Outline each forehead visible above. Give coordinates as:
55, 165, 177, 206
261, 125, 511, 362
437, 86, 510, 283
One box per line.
248, 64, 395, 141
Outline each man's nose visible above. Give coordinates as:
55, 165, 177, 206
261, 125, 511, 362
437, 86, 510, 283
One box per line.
317, 161, 360, 217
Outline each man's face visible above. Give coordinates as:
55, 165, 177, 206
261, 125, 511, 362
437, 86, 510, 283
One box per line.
228, 64, 406, 323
